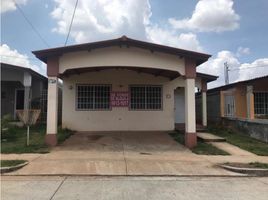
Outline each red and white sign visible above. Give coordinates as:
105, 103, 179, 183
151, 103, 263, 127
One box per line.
110, 92, 129, 107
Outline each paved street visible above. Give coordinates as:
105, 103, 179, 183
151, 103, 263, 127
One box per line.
2, 176, 268, 200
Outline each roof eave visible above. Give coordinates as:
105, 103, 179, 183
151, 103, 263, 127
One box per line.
32, 36, 211, 64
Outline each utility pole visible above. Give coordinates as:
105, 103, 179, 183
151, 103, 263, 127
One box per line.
224, 62, 230, 85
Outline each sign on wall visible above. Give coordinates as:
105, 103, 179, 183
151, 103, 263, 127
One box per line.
110, 92, 129, 107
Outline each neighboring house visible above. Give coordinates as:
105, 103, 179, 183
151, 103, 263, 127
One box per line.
196, 76, 268, 143
1, 63, 48, 120
196, 75, 268, 122
33, 36, 217, 148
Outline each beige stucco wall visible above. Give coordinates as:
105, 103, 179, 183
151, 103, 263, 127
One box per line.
59, 47, 185, 75
62, 69, 185, 131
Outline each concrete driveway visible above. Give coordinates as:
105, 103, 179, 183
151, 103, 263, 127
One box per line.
5, 131, 239, 176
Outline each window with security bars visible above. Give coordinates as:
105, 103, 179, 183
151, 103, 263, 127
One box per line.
254, 92, 268, 115
76, 85, 111, 110
130, 85, 162, 110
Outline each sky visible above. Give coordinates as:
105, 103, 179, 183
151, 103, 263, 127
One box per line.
1, 0, 268, 88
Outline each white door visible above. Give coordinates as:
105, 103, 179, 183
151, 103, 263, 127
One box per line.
224, 94, 235, 117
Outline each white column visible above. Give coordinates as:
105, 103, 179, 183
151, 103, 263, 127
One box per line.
46, 77, 58, 143
185, 78, 196, 133
202, 92, 207, 126
23, 72, 32, 110
246, 85, 254, 119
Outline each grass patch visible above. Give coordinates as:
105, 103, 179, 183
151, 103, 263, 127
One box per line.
249, 162, 268, 169
57, 128, 74, 143
1, 124, 74, 154
192, 142, 229, 155
1, 160, 27, 167
224, 162, 268, 169
169, 131, 229, 155
208, 125, 268, 156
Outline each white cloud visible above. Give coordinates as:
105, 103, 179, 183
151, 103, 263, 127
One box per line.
146, 25, 202, 51
0, 44, 45, 75
51, 0, 151, 43
169, 0, 240, 32
198, 50, 240, 88
198, 50, 268, 88
1, 0, 28, 13
236, 58, 268, 82
51, 0, 204, 52
236, 46, 250, 57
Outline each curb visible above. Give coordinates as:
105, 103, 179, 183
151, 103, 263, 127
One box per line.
1, 162, 29, 174
220, 164, 268, 176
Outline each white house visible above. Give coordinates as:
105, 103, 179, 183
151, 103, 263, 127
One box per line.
33, 36, 217, 148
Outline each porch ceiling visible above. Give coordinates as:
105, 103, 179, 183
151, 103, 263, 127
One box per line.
60, 66, 181, 80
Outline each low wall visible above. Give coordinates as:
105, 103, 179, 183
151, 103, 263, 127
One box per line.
222, 117, 268, 143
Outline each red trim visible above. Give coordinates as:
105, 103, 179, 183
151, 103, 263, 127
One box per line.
185, 58, 196, 78
47, 56, 59, 77
185, 132, 197, 148
45, 134, 57, 146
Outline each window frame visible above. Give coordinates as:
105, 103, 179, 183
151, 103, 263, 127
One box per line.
129, 85, 163, 111
75, 84, 112, 111
254, 91, 268, 116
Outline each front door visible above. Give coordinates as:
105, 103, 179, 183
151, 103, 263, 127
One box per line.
224, 94, 235, 117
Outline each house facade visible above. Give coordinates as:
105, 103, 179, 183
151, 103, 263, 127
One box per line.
1, 63, 48, 120
196, 75, 268, 122
33, 36, 216, 148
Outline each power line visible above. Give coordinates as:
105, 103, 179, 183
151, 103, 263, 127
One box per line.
64, 0, 79, 46
13, 0, 50, 47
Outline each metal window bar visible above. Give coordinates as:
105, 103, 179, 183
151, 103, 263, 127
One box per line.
254, 92, 268, 115
40, 89, 47, 121
76, 84, 110, 110
130, 85, 162, 110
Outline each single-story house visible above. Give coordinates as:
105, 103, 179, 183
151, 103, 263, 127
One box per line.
32, 36, 217, 148
1, 62, 48, 120
196, 75, 268, 122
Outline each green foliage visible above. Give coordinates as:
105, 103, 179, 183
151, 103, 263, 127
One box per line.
192, 142, 229, 155
249, 162, 268, 169
1, 114, 13, 132
1, 160, 27, 167
169, 131, 229, 155
1, 124, 73, 154
208, 125, 268, 156
57, 128, 74, 144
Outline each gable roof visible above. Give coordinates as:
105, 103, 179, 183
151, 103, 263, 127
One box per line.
207, 75, 268, 93
32, 35, 211, 66
0, 62, 47, 81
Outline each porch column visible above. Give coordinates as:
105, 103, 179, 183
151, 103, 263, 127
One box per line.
45, 57, 59, 146
201, 80, 207, 127
246, 85, 254, 119
23, 72, 32, 110
184, 58, 197, 148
